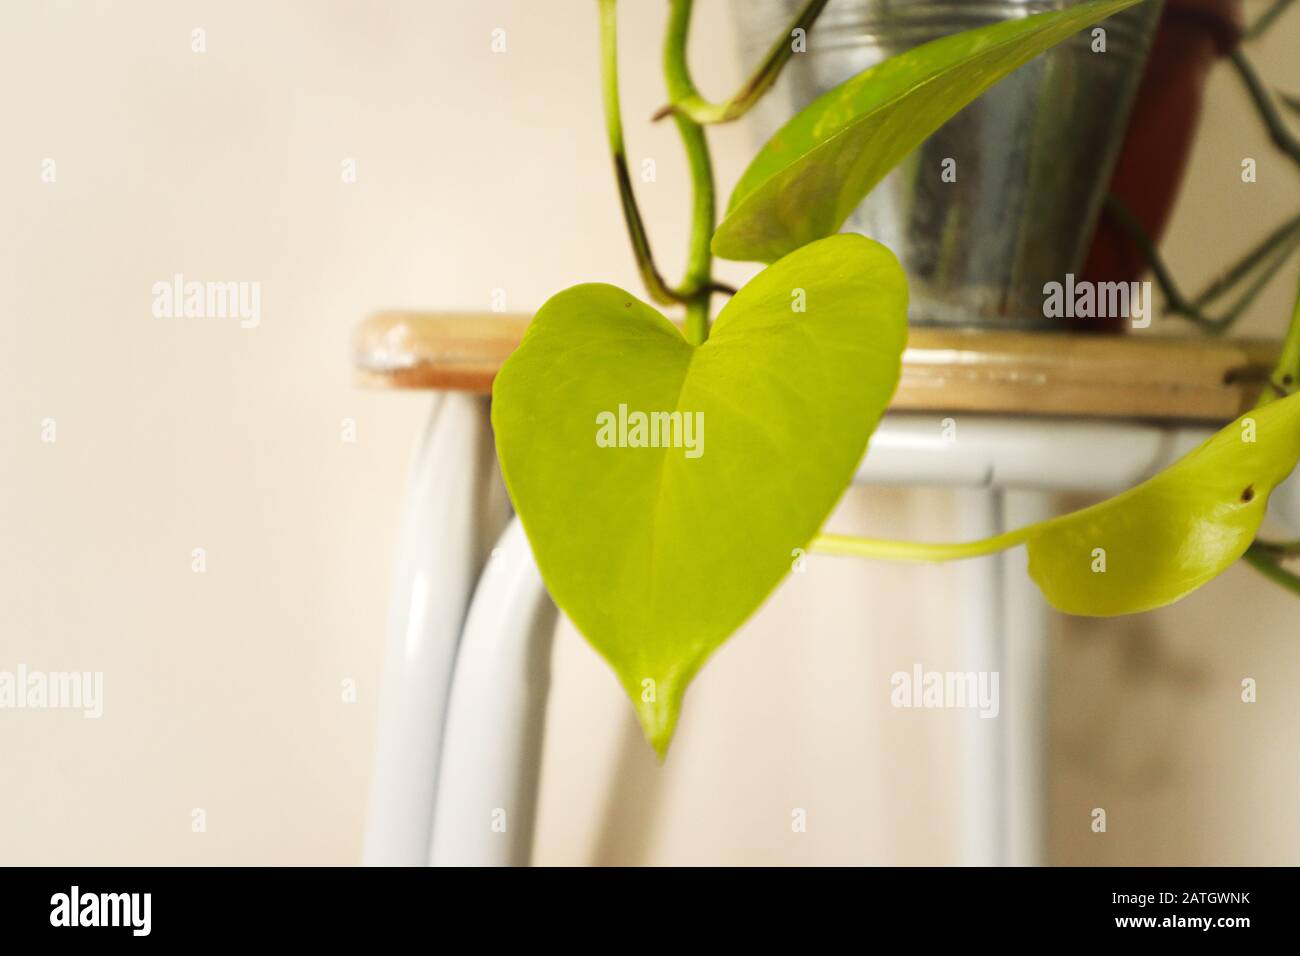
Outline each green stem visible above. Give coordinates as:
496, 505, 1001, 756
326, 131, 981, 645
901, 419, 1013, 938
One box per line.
683, 295, 710, 345
1104, 194, 1199, 320
1243, 274, 1300, 591
1249, 537, 1300, 558
664, 0, 718, 344
656, 0, 830, 124
1191, 210, 1300, 308
1245, 0, 1295, 42
1231, 49, 1300, 169
1243, 543, 1300, 597
1105, 195, 1300, 334
1255, 272, 1300, 405
813, 525, 1038, 563
598, 0, 694, 306
1211, 236, 1300, 332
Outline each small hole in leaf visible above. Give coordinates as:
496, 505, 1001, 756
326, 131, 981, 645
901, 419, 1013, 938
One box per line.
1241, 485, 1255, 503
1285, 375, 1295, 386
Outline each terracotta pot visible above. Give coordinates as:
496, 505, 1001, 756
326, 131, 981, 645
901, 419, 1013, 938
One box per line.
1078, 0, 1244, 331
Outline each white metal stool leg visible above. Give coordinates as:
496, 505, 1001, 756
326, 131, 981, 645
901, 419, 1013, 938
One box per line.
954, 488, 1005, 867
429, 517, 557, 867
1001, 489, 1055, 867
364, 394, 509, 866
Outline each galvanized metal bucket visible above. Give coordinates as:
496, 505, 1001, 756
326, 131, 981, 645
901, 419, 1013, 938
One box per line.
731, 0, 1164, 329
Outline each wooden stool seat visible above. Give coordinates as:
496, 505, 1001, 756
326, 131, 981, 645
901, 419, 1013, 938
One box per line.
354, 310, 1278, 422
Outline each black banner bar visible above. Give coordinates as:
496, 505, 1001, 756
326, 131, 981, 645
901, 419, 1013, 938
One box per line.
0, 866, 1282, 942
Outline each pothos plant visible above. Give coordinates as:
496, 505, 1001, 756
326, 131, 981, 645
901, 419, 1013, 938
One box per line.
491, 0, 1300, 757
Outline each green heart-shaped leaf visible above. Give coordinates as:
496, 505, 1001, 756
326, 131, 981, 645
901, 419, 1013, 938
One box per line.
492, 235, 907, 755
1027, 392, 1300, 615
712, 0, 1144, 263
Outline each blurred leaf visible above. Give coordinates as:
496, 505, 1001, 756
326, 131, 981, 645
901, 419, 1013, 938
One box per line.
713, 0, 1144, 262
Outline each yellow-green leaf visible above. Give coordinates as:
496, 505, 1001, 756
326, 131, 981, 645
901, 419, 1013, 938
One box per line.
1027, 393, 1300, 616
492, 235, 907, 755
713, 0, 1146, 263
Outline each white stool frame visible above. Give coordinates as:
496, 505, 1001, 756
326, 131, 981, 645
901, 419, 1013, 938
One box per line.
363, 394, 1243, 867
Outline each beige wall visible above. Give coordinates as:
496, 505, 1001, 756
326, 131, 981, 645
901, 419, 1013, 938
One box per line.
1, 0, 1296, 865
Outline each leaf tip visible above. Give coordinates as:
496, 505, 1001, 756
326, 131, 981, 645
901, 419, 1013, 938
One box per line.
628, 674, 685, 761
